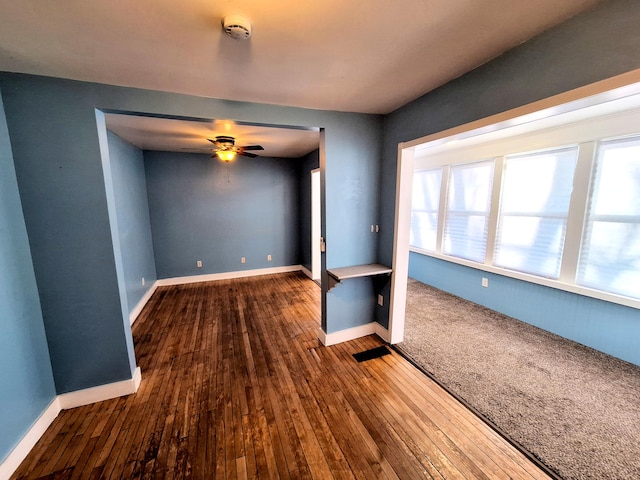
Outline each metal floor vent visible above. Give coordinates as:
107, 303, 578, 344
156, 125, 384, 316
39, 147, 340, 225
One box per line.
353, 345, 391, 363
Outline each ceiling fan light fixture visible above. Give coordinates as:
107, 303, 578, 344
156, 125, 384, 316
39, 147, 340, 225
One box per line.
216, 150, 237, 162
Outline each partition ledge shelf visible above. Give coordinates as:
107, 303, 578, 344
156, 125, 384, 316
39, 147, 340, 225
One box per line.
327, 263, 392, 291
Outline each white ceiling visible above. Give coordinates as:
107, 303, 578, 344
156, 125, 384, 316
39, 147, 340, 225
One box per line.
105, 114, 320, 158
0, 0, 601, 154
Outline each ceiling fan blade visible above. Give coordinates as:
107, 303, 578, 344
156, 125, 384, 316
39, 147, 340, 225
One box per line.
238, 151, 259, 158
239, 145, 264, 151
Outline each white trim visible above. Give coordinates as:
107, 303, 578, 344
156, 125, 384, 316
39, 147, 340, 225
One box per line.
401, 74, 640, 311
409, 247, 640, 309
129, 282, 159, 325
0, 367, 142, 479
318, 322, 382, 346
0, 398, 60, 480
300, 265, 313, 280
389, 144, 413, 344
133, 267, 307, 324
311, 168, 321, 281
402, 69, 640, 151
373, 322, 391, 343
156, 265, 303, 286
57, 367, 142, 410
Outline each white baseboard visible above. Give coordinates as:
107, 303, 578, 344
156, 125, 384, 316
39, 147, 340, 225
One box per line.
0, 367, 142, 480
374, 322, 391, 343
300, 265, 313, 279
131, 267, 306, 325
57, 366, 142, 410
156, 265, 303, 287
0, 398, 60, 480
130, 283, 159, 326
318, 322, 387, 346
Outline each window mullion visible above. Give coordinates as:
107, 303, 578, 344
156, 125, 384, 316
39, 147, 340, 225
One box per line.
484, 156, 504, 266
559, 141, 596, 283
435, 165, 449, 254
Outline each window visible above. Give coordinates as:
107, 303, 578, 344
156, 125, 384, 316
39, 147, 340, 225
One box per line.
410, 168, 442, 251
443, 160, 494, 263
409, 104, 640, 307
494, 147, 578, 278
578, 137, 640, 299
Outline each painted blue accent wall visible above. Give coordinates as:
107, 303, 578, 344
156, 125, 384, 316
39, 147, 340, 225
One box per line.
409, 253, 640, 366
0, 71, 382, 394
324, 117, 383, 333
0, 90, 56, 461
105, 131, 157, 313
145, 151, 301, 278
376, 0, 640, 360
325, 119, 381, 268
298, 149, 319, 273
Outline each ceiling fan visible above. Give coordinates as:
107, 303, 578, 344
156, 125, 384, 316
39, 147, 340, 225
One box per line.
207, 135, 264, 162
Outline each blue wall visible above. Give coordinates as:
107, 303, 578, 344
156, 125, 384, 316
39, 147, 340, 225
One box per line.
145, 151, 301, 278
105, 131, 157, 314
2, 0, 640, 465
0, 72, 383, 397
0, 90, 56, 461
323, 118, 383, 333
379, 0, 640, 362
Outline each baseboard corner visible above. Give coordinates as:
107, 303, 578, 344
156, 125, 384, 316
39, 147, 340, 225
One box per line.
130, 282, 158, 326
0, 398, 61, 480
319, 323, 379, 346
156, 265, 303, 287
57, 366, 142, 410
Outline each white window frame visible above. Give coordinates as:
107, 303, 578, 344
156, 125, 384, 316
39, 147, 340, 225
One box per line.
406, 101, 640, 310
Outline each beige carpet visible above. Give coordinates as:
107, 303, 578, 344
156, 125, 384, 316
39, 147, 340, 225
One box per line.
397, 279, 640, 480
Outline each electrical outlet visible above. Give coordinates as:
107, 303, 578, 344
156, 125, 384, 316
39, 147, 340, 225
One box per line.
267, 254, 272, 262
377, 294, 384, 306
371, 224, 374, 232
241, 257, 246, 264
482, 277, 488, 288
375, 224, 380, 233
141, 277, 145, 286
197, 260, 202, 268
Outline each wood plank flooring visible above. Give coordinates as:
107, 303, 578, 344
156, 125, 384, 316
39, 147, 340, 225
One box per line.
12, 272, 551, 479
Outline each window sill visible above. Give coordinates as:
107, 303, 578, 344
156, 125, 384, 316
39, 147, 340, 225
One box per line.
409, 247, 640, 310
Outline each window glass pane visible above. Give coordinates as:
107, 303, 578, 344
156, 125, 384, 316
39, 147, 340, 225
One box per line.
444, 214, 489, 262
591, 140, 640, 216
443, 160, 493, 262
578, 137, 640, 299
410, 212, 439, 251
497, 217, 567, 277
410, 168, 442, 251
579, 222, 640, 298
494, 147, 578, 278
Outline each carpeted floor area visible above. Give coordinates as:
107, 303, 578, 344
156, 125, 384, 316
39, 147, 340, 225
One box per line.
397, 279, 640, 480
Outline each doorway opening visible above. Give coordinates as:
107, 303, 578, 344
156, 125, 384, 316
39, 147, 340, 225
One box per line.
311, 168, 321, 282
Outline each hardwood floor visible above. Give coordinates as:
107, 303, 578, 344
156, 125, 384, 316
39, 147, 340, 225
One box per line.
12, 272, 550, 479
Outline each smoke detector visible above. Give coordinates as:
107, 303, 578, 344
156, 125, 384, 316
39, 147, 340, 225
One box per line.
222, 14, 252, 40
